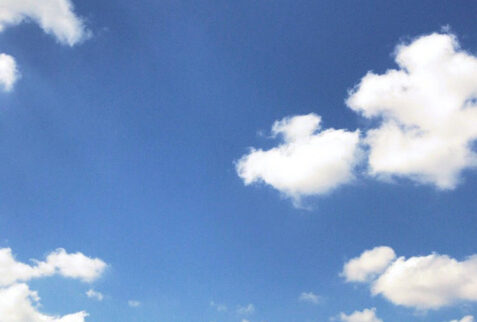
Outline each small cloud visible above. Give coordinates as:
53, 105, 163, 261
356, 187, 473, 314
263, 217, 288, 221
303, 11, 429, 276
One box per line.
210, 300, 227, 312
298, 292, 321, 305
86, 289, 103, 301
128, 300, 141, 308
337, 308, 383, 322
237, 304, 255, 315
0, 53, 19, 92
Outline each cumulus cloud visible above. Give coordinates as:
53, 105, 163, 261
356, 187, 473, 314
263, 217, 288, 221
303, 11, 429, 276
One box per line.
0, 283, 88, 322
343, 247, 477, 310
0, 247, 107, 286
0, 0, 90, 46
347, 32, 477, 189
298, 291, 320, 304
0, 247, 106, 321
236, 304, 255, 315
86, 289, 103, 301
0, 53, 18, 92
236, 113, 361, 203
341, 246, 396, 282
450, 316, 475, 322
338, 307, 382, 322
128, 300, 140, 308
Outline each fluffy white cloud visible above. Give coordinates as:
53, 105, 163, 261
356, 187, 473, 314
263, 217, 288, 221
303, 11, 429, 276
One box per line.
0, 53, 18, 92
0, 247, 107, 321
236, 304, 255, 315
450, 316, 475, 322
128, 300, 140, 308
298, 291, 320, 304
343, 247, 477, 310
85, 289, 103, 301
0, 247, 107, 286
347, 33, 477, 189
0, 0, 89, 46
236, 114, 361, 202
338, 308, 382, 322
0, 283, 88, 322
372, 254, 477, 309
341, 246, 396, 282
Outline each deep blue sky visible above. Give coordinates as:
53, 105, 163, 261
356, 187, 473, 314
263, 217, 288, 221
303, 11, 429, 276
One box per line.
1, 1, 477, 321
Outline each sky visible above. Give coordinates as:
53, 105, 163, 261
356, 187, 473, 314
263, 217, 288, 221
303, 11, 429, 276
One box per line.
0, 1, 477, 321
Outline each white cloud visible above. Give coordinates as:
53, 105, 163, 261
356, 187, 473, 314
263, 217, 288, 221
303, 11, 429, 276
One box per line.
236, 113, 361, 203
347, 32, 477, 189
0, 247, 107, 286
338, 308, 382, 322
210, 300, 227, 312
298, 291, 320, 304
86, 289, 103, 301
236, 304, 255, 315
341, 246, 396, 282
0, 0, 90, 46
0, 53, 18, 92
450, 316, 475, 322
343, 247, 477, 310
0, 247, 106, 321
0, 283, 88, 322
128, 300, 140, 308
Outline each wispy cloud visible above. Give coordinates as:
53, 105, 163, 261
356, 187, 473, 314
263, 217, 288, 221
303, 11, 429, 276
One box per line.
298, 291, 321, 305
210, 300, 227, 312
86, 289, 104, 301
236, 303, 255, 315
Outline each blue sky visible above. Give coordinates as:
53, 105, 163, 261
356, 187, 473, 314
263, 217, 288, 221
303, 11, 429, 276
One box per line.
1, 1, 477, 321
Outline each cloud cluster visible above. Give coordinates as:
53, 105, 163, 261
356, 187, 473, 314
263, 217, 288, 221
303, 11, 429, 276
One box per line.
237, 32, 477, 204
0, 247, 107, 321
343, 246, 477, 310
236, 113, 361, 202
347, 33, 477, 188
338, 307, 382, 322
0, 0, 90, 46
